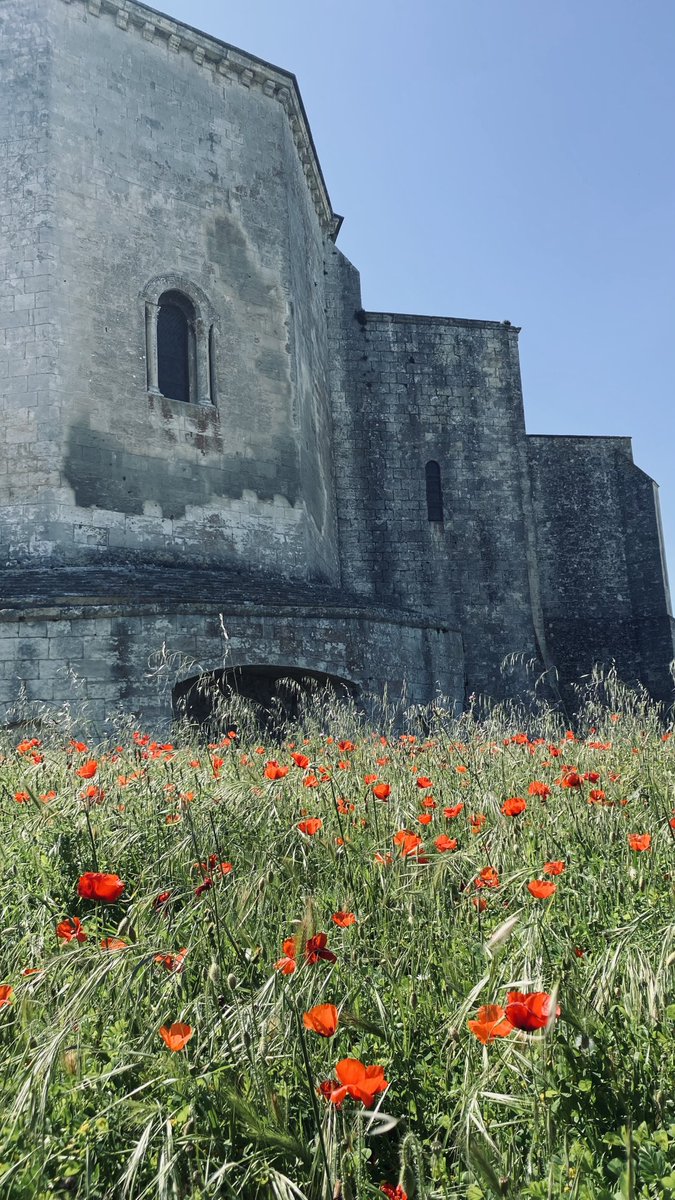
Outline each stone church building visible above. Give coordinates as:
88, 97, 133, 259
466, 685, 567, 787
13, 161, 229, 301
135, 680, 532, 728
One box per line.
1, 0, 673, 728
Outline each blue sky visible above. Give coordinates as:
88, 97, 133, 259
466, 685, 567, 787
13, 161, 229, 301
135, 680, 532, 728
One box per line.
159, 0, 675, 580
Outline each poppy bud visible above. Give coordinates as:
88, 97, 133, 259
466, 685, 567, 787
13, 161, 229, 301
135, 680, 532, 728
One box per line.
410, 992, 418, 1010
208, 962, 221, 984
226, 973, 238, 990
62, 1050, 79, 1076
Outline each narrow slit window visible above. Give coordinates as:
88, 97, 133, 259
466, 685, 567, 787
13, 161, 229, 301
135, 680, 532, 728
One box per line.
425, 460, 444, 522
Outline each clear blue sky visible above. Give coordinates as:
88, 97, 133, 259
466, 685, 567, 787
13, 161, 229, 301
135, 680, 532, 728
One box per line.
159, 0, 675, 580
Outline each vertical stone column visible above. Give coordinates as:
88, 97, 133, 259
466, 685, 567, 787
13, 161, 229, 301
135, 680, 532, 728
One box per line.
196, 318, 211, 405
145, 303, 160, 394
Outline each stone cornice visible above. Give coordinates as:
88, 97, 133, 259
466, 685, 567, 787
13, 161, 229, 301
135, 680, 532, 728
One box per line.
58, 0, 342, 240
0, 600, 455, 633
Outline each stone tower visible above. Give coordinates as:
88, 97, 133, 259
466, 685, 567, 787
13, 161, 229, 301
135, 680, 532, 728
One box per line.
0, 0, 672, 728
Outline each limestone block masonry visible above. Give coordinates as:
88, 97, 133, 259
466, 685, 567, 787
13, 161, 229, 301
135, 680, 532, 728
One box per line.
0, 0, 672, 728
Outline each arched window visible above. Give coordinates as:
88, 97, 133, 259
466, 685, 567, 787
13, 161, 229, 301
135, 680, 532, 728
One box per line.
157, 291, 195, 404
425, 460, 444, 522
143, 276, 216, 406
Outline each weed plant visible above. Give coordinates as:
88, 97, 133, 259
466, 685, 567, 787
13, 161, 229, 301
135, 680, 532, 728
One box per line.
0, 673, 674, 1198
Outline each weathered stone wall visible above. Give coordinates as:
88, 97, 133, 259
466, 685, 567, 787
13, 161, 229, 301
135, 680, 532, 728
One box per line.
0, 0, 60, 556
2, 0, 340, 583
528, 435, 675, 702
326, 242, 548, 701
0, 603, 464, 732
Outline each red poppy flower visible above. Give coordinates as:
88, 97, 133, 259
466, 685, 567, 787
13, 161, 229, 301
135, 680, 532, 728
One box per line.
330, 1058, 388, 1107
17, 738, 40, 754
372, 782, 391, 800
303, 1003, 339, 1037
628, 833, 651, 852
416, 776, 433, 789
77, 872, 125, 903
558, 771, 582, 789
304, 933, 337, 965
56, 917, 87, 943
194, 854, 220, 874
265, 761, 289, 781
544, 860, 565, 876
100, 937, 127, 952
421, 796, 436, 808
303, 774, 320, 788
444, 803, 464, 819
469, 813, 487, 834
159, 1023, 193, 1051
82, 785, 105, 805
505, 991, 560, 1031
435, 835, 458, 852
393, 830, 424, 858
526, 777, 552, 796
381, 1186, 408, 1200
417, 813, 433, 825
14, 791, 30, 804
374, 851, 393, 866
588, 788, 607, 804
291, 752, 310, 768
194, 878, 213, 897
583, 771, 601, 783
472, 894, 487, 911
76, 759, 98, 779
0, 985, 14, 1007
155, 948, 188, 974
475, 866, 500, 889
467, 1004, 514, 1044
274, 936, 298, 975
298, 818, 323, 836
527, 879, 557, 899
339, 740, 355, 752
364, 773, 378, 785
318, 1079, 340, 1102
501, 796, 527, 817
153, 890, 172, 911
332, 911, 356, 927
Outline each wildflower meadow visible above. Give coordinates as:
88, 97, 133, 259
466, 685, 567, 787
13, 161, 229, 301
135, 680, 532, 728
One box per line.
1, 677, 675, 1199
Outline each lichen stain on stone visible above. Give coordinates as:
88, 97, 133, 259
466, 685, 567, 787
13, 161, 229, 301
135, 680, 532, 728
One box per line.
63, 419, 303, 520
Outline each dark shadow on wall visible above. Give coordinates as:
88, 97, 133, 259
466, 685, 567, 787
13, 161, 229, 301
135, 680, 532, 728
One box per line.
172, 664, 359, 739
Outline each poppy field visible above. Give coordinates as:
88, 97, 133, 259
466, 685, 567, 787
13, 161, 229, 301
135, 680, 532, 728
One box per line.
1, 684, 675, 1199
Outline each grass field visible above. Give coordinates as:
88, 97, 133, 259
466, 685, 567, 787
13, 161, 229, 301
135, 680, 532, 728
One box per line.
1, 676, 674, 1199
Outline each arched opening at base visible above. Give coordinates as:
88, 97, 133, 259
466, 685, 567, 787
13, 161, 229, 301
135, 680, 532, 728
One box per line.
172, 664, 359, 738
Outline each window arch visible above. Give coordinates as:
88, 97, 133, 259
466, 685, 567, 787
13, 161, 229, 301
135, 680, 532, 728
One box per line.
142, 275, 217, 406
425, 460, 444, 522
